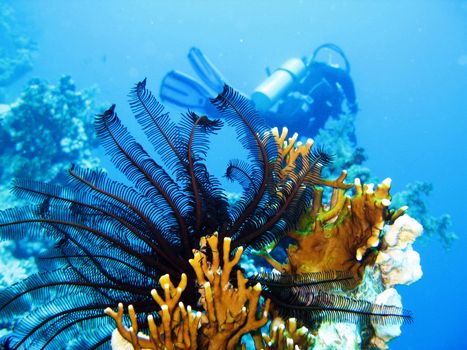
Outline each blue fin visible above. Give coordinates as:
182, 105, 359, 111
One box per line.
188, 47, 225, 93
159, 70, 211, 110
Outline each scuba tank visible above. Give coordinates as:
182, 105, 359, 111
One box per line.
251, 58, 307, 112
251, 44, 351, 112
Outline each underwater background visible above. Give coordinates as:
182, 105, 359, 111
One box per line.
0, 0, 466, 349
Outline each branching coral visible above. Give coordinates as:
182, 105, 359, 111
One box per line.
261, 127, 407, 279
287, 177, 406, 277
0, 81, 416, 349
190, 234, 270, 350
106, 234, 270, 350
106, 273, 202, 350
270, 126, 314, 181
261, 317, 314, 350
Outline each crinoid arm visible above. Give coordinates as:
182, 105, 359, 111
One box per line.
0, 81, 420, 350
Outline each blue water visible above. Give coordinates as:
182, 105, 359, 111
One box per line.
5, 1, 467, 348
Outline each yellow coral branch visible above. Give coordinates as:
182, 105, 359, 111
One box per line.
105, 272, 201, 350
271, 126, 316, 180
261, 317, 314, 349
107, 233, 270, 350
189, 232, 270, 350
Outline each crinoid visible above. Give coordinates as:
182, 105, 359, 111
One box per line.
0, 81, 410, 349
249, 270, 412, 329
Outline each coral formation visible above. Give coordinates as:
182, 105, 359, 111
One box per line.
376, 214, 423, 288
261, 317, 315, 349
0, 2, 36, 91
0, 241, 37, 289
286, 177, 404, 277
0, 76, 102, 313
0, 76, 100, 185
312, 322, 360, 350
0, 81, 416, 349
294, 214, 423, 350
190, 234, 270, 349
392, 181, 456, 248
106, 273, 202, 350
314, 113, 455, 248
257, 127, 407, 278
106, 234, 270, 350
313, 114, 370, 182
370, 288, 404, 349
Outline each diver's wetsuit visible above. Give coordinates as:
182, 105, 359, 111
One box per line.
264, 62, 358, 140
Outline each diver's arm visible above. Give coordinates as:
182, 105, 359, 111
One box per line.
337, 71, 358, 113
318, 64, 358, 113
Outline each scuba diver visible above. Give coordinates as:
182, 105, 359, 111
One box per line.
159, 44, 358, 140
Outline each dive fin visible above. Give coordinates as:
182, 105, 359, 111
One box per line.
159, 70, 211, 110
188, 47, 225, 93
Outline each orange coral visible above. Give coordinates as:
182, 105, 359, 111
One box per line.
106, 233, 270, 350
105, 273, 202, 350
287, 177, 406, 277
262, 127, 407, 278
260, 317, 315, 350
271, 126, 314, 180
189, 233, 270, 350
106, 127, 410, 350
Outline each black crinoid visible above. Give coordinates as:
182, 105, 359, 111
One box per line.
0, 80, 410, 349
249, 270, 412, 329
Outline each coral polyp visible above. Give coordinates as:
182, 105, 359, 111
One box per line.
0, 81, 416, 349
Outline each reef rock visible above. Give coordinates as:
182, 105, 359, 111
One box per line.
370, 288, 403, 348
0, 241, 37, 289
376, 214, 423, 288
313, 322, 361, 350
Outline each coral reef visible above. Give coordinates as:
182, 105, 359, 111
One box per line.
392, 181, 456, 248
313, 114, 370, 182
0, 241, 37, 290
0, 82, 416, 349
0, 76, 102, 309
0, 75, 101, 185
314, 113, 456, 248
0, 76, 103, 343
0, 2, 36, 91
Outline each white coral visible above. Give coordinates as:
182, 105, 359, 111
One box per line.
313, 322, 361, 350
110, 329, 134, 350
370, 288, 403, 349
376, 214, 423, 288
